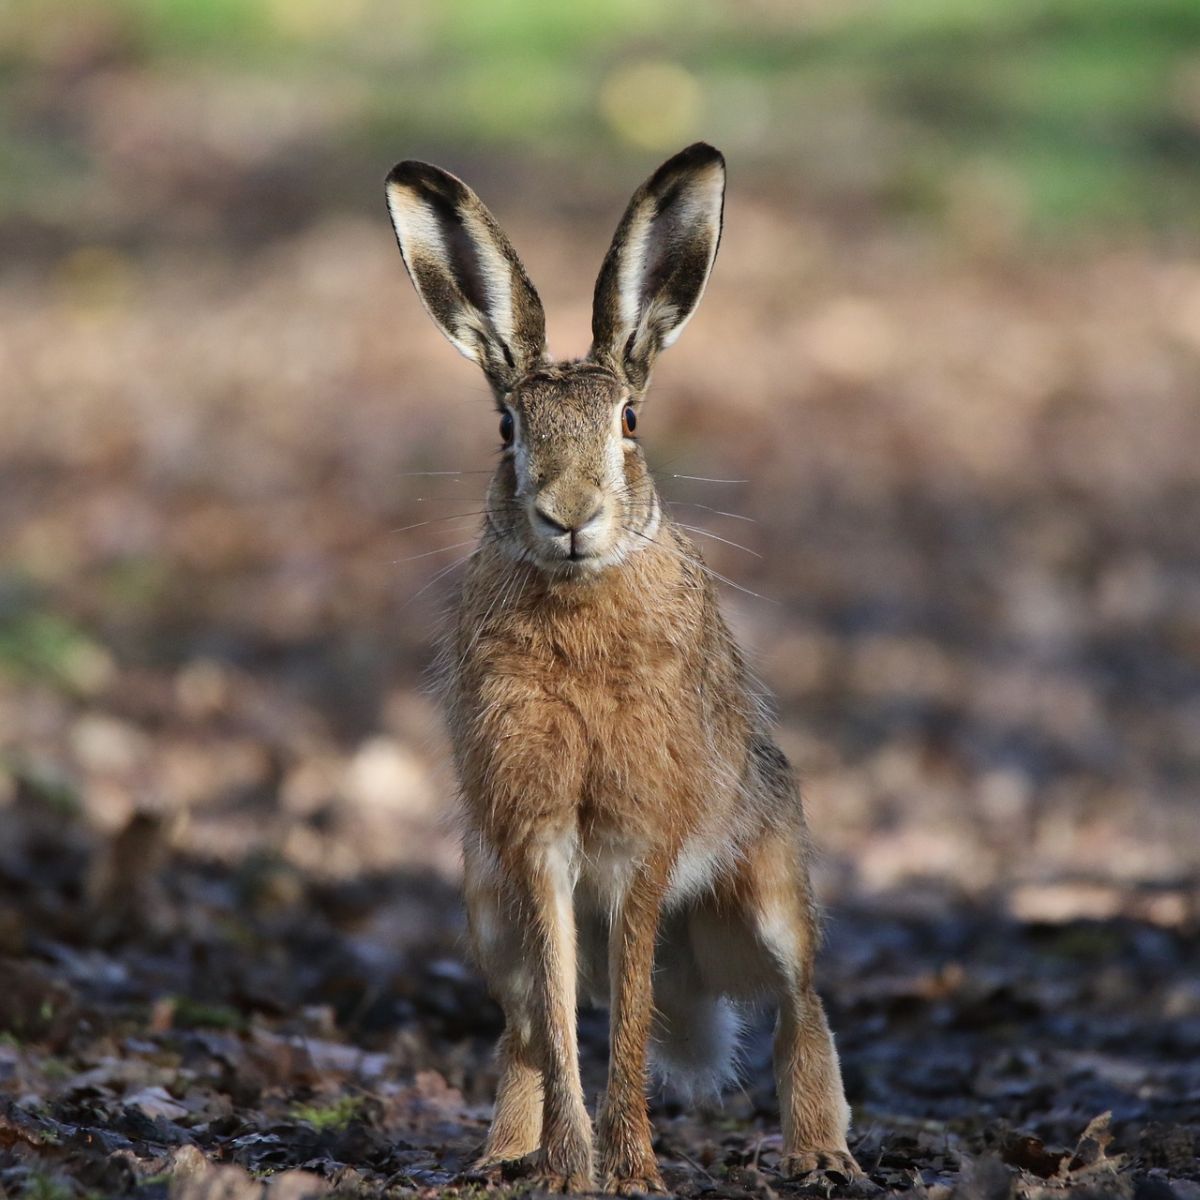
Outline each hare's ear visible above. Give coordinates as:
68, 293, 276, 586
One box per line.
590, 142, 725, 390
385, 161, 546, 392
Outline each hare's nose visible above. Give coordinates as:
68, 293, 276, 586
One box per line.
533, 496, 604, 537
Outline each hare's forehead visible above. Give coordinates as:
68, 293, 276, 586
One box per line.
513, 378, 623, 431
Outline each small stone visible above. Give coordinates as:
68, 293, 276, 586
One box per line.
169, 1145, 211, 1183
171, 1164, 261, 1200
264, 1170, 331, 1200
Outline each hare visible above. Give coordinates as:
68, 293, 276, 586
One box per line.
385, 143, 858, 1194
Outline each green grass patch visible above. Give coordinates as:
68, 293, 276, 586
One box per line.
167, 996, 248, 1032
288, 1094, 364, 1131
0, 609, 113, 695
3, 0, 1200, 237
20, 1171, 75, 1200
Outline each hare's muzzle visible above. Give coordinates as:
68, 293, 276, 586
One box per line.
530, 488, 609, 563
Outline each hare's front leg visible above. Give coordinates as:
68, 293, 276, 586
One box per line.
480, 1026, 542, 1165
597, 860, 669, 1194
466, 871, 543, 1165
466, 839, 591, 1186
506, 839, 594, 1191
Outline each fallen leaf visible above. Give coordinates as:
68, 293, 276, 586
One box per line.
125, 1085, 190, 1123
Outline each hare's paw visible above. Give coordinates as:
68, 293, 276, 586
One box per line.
532, 1168, 595, 1194
532, 1135, 594, 1194
780, 1148, 863, 1180
597, 1106, 663, 1194
474, 1129, 542, 1172
598, 1137, 665, 1193
472, 1147, 535, 1172
601, 1169, 666, 1195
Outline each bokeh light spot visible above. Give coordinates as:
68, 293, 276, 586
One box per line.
599, 58, 702, 150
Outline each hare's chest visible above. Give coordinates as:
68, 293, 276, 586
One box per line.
461, 607, 720, 820
569, 660, 719, 830
565, 644, 699, 760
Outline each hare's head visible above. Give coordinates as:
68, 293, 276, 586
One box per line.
385, 144, 724, 575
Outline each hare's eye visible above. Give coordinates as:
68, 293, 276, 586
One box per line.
499, 410, 514, 446
621, 405, 637, 437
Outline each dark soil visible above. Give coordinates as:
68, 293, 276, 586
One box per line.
1, 802, 1197, 1198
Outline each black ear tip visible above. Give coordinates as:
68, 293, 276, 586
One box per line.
675, 142, 725, 170
384, 159, 469, 202
646, 142, 725, 191
386, 160, 430, 187
684, 141, 724, 162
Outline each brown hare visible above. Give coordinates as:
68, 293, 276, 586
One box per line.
385, 144, 858, 1194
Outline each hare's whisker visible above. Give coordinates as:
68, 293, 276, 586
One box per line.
695, 561, 775, 604
464, 558, 513, 664
390, 508, 522, 534
624, 527, 706, 589
459, 554, 531, 673
406, 493, 487, 502
670, 474, 748, 484
402, 499, 526, 513
390, 512, 488, 535
666, 500, 757, 524
399, 549, 477, 611
397, 469, 495, 477
674, 522, 761, 558
624, 525, 775, 604
394, 539, 479, 564
697, 560, 775, 604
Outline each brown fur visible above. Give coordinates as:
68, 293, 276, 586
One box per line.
386, 144, 858, 1192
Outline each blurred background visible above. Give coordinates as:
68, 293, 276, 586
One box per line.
2, 2, 1200, 1188
5, 0, 1199, 905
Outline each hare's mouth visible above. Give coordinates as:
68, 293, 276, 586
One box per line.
528, 535, 621, 577
527, 500, 613, 567
535, 540, 606, 571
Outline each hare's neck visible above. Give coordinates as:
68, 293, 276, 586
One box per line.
457, 531, 702, 681
474, 529, 686, 620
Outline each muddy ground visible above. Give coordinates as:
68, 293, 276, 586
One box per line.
1, 804, 1198, 1199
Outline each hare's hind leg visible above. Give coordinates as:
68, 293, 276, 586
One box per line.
744, 831, 858, 1178
774, 990, 855, 1178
